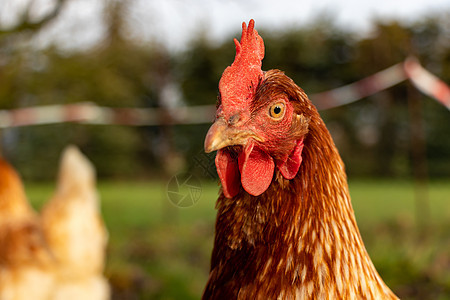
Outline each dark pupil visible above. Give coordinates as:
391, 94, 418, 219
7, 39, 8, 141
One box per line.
273, 106, 281, 115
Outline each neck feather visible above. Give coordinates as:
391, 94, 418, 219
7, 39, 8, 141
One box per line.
205, 116, 397, 299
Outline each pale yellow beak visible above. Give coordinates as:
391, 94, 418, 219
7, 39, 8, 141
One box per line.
204, 118, 262, 153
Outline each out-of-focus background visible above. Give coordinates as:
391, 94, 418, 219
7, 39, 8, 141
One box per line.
1, 0, 450, 299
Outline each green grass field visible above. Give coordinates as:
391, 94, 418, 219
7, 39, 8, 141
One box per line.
26, 179, 450, 299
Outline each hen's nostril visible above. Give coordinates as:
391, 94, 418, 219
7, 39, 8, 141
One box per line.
228, 114, 240, 125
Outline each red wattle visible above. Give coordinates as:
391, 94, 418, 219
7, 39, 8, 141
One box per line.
238, 143, 275, 196
215, 149, 240, 198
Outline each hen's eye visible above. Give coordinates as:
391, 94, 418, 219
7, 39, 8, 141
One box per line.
268, 102, 286, 120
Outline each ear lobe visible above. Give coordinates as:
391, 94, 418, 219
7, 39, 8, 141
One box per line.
278, 139, 304, 180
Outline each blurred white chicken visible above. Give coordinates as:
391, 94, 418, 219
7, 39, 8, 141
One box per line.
41, 146, 109, 300
0, 146, 109, 300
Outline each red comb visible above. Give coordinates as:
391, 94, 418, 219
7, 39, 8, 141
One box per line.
232, 19, 265, 71
218, 19, 265, 119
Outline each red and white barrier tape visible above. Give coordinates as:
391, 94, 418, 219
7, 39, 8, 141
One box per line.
0, 103, 216, 128
0, 57, 448, 128
0, 103, 96, 128
310, 63, 408, 110
404, 57, 450, 110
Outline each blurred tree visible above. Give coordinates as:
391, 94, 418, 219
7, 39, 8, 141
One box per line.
351, 21, 413, 177
410, 15, 450, 177
0, 0, 68, 37
0, 0, 69, 109
0, 0, 162, 179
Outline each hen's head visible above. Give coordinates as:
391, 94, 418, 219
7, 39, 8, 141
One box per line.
205, 20, 313, 198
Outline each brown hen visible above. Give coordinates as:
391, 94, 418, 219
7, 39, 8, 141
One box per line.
0, 157, 55, 300
203, 20, 398, 299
